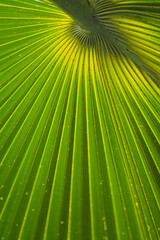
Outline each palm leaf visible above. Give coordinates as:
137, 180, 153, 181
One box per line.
0, 0, 160, 239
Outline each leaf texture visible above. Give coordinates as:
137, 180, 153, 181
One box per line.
0, 0, 160, 239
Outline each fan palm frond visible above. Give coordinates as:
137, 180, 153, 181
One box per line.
0, 0, 160, 239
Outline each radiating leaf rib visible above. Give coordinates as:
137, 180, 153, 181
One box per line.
67, 48, 84, 240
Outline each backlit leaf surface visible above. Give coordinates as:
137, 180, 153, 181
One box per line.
0, 0, 160, 239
